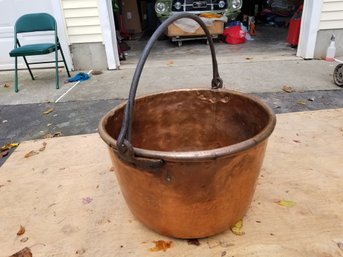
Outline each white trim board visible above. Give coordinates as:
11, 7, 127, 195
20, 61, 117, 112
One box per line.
98, 0, 120, 69
297, 0, 323, 59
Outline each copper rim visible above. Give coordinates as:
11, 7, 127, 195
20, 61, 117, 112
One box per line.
98, 88, 276, 162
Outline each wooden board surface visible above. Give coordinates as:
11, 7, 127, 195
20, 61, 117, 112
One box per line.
1, 109, 343, 257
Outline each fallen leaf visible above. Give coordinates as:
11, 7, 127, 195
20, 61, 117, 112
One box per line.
75, 248, 86, 255
3, 83, 10, 88
43, 131, 63, 139
43, 108, 54, 115
1, 143, 19, 152
82, 197, 93, 204
221, 251, 227, 257
245, 57, 253, 60
9, 247, 32, 257
17, 225, 25, 236
39, 142, 47, 152
24, 150, 39, 158
293, 140, 301, 143
276, 200, 296, 207
149, 240, 172, 252
187, 239, 200, 246
297, 100, 306, 105
0, 150, 9, 158
337, 242, 343, 251
91, 70, 103, 75
230, 219, 245, 236
282, 85, 296, 93
20, 237, 29, 243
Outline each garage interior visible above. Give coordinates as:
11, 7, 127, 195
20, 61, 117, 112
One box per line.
112, 0, 305, 65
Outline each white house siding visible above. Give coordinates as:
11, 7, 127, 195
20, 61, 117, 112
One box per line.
314, 0, 343, 58
319, 0, 343, 30
62, 0, 103, 43
61, 0, 109, 69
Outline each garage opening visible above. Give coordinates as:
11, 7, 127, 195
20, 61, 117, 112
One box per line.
111, 0, 305, 65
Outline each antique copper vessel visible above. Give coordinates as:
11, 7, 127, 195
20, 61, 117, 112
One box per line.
99, 13, 276, 239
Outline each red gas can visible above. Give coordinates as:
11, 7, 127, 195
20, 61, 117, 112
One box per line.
287, 5, 303, 47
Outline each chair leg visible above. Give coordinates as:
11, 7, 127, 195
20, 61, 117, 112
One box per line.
59, 47, 71, 77
22, 56, 35, 80
14, 57, 19, 93
55, 49, 59, 89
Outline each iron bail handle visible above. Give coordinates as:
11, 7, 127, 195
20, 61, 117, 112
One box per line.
117, 13, 223, 170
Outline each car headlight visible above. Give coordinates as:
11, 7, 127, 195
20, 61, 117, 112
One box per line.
174, 1, 182, 10
218, 0, 225, 8
155, 2, 167, 13
232, 0, 242, 9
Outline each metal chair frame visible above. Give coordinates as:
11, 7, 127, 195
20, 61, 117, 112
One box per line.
9, 13, 71, 92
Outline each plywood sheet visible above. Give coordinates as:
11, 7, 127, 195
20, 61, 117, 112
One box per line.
1, 109, 343, 257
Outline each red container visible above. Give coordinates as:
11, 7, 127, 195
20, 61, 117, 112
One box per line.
287, 19, 301, 46
287, 5, 303, 47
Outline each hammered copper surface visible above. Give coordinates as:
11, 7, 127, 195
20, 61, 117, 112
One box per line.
100, 89, 275, 238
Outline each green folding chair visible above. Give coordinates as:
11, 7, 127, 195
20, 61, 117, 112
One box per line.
9, 13, 71, 92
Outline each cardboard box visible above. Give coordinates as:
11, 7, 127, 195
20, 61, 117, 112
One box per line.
122, 0, 142, 33
167, 21, 224, 37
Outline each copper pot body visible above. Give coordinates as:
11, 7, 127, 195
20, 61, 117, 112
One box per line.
99, 89, 276, 239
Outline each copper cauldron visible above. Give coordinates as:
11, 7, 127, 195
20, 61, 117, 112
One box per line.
99, 13, 276, 239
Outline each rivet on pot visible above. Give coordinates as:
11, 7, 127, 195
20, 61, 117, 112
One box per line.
165, 174, 172, 182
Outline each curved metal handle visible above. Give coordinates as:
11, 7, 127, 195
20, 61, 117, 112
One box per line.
117, 13, 223, 170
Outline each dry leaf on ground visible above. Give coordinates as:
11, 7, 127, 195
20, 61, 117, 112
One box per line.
1, 143, 19, 152
231, 219, 245, 236
276, 200, 296, 207
39, 142, 47, 152
149, 240, 172, 252
75, 248, 86, 254
24, 150, 39, 158
91, 70, 103, 75
43, 108, 54, 115
1, 151, 9, 158
43, 131, 63, 139
9, 247, 32, 257
16, 225, 25, 236
282, 85, 296, 93
187, 239, 200, 246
